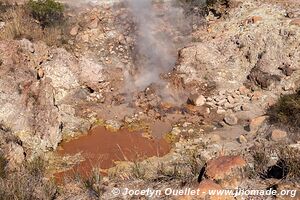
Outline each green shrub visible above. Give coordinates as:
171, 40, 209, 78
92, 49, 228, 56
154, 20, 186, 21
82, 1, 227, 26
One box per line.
268, 90, 300, 129
27, 0, 64, 27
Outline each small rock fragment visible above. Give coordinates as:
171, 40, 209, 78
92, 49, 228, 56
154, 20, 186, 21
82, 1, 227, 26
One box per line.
249, 116, 267, 133
238, 135, 247, 144
187, 94, 206, 106
70, 25, 79, 36
224, 114, 238, 125
271, 129, 287, 142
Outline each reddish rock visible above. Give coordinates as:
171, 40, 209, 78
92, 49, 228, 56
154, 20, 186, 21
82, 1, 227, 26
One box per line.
205, 155, 247, 188
251, 91, 263, 101
250, 16, 263, 23
197, 180, 234, 200
290, 18, 300, 26
205, 155, 247, 179
238, 86, 250, 95
179, 180, 233, 200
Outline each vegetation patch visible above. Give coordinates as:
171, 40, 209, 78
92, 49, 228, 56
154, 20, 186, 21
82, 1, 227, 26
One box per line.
0, 157, 57, 200
80, 169, 104, 198
27, 0, 64, 27
268, 90, 300, 130
249, 144, 300, 181
0, 3, 69, 46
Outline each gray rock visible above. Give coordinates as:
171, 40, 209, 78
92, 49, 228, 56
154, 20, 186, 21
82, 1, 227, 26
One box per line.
241, 104, 251, 111
224, 114, 238, 126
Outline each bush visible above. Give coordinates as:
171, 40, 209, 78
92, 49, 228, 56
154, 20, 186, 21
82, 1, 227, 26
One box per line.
268, 90, 300, 129
0, 5, 67, 46
0, 157, 57, 200
27, 0, 64, 27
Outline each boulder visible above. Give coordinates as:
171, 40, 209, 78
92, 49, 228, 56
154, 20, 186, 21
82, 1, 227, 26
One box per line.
204, 155, 247, 188
227, 96, 235, 104
178, 180, 233, 200
197, 180, 234, 200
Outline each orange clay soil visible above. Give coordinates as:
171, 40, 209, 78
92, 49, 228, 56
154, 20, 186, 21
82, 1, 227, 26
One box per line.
54, 126, 170, 182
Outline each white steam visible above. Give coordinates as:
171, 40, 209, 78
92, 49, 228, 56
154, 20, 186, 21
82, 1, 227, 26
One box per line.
126, 0, 189, 91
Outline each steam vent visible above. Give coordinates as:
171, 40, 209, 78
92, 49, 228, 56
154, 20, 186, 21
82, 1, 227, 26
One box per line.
0, 0, 299, 199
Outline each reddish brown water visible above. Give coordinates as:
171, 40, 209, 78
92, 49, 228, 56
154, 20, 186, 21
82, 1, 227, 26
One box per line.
54, 126, 170, 182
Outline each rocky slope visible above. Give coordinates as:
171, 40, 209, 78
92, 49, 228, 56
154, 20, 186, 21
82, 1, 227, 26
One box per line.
0, 0, 299, 199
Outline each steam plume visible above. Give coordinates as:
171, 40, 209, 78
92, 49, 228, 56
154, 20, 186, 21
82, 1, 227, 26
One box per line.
126, 0, 188, 91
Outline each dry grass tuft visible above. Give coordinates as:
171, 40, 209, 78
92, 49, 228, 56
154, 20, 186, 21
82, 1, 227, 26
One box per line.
268, 90, 300, 130
249, 144, 300, 181
0, 4, 69, 47
0, 157, 57, 200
